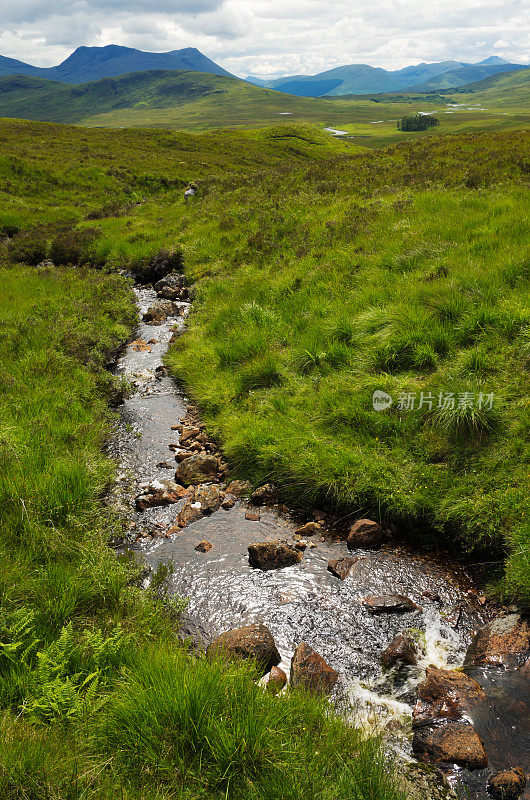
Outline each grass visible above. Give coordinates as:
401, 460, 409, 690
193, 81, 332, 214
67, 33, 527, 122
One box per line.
0, 123, 408, 799
162, 131, 530, 604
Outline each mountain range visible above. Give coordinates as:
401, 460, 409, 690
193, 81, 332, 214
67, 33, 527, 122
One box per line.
245, 56, 527, 96
0, 45, 231, 84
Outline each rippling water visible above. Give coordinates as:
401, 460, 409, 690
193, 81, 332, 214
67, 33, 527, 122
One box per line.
109, 288, 528, 799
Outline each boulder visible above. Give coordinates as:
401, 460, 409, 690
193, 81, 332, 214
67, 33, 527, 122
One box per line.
245, 512, 261, 521
177, 484, 222, 527
347, 518, 383, 549
266, 666, 287, 694
221, 494, 236, 510
327, 556, 357, 580
412, 720, 488, 770
135, 479, 188, 510
250, 484, 279, 505
465, 614, 530, 669
206, 623, 280, 676
248, 541, 302, 571
225, 480, 252, 497
381, 634, 418, 670
191, 483, 222, 515
154, 272, 186, 293
487, 768, 527, 800
413, 666, 486, 723
195, 540, 213, 553
363, 594, 418, 614
142, 299, 179, 324
290, 642, 339, 695
175, 454, 219, 486
177, 501, 204, 528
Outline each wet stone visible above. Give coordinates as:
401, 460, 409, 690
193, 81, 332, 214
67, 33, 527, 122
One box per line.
327, 556, 357, 580
206, 623, 280, 676
487, 768, 527, 800
266, 666, 288, 694
380, 633, 418, 669
290, 641, 339, 695
363, 594, 418, 614
225, 480, 252, 497
245, 511, 261, 521
248, 541, 302, 571
195, 540, 213, 553
465, 613, 530, 669
347, 518, 383, 549
250, 484, 279, 505
175, 454, 219, 486
412, 720, 488, 771
295, 521, 321, 537
413, 666, 486, 723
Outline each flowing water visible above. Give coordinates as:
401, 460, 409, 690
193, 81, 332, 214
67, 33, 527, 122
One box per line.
109, 287, 528, 799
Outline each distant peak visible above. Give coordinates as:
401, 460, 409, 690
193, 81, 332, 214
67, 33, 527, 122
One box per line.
479, 55, 509, 65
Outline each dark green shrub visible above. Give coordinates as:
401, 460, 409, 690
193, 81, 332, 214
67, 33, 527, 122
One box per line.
397, 115, 439, 132
0, 223, 20, 239
130, 248, 184, 284
49, 228, 101, 266
7, 229, 47, 265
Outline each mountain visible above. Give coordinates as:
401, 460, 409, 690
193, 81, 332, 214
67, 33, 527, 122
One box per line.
452, 66, 530, 103
0, 69, 343, 130
0, 45, 231, 83
409, 62, 525, 91
257, 57, 526, 97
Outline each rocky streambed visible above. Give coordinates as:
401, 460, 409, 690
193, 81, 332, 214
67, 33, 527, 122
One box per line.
109, 278, 529, 800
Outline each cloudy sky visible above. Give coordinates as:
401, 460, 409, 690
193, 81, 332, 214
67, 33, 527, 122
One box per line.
1, 0, 529, 77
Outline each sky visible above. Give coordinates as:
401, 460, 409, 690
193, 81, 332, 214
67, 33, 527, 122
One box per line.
1, 0, 529, 77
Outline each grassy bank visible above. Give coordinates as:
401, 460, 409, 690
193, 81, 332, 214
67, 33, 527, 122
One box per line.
164, 130, 530, 604
0, 122, 407, 798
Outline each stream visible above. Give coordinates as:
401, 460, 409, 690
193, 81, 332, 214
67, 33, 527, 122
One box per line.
109, 287, 529, 800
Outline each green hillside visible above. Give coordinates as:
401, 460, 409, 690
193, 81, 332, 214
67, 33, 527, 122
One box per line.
452, 66, 530, 104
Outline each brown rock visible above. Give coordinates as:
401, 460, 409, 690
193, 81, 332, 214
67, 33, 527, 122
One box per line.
363, 594, 418, 614
413, 666, 486, 723
206, 623, 280, 676
179, 425, 201, 445
290, 642, 339, 694
175, 450, 193, 463
177, 501, 204, 528
465, 614, 530, 669
313, 510, 327, 522
195, 540, 213, 553
266, 666, 287, 694
225, 480, 252, 497
245, 512, 261, 521
248, 541, 302, 571
221, 495, 236, 510
412, 720, 488, 770
296, 522, 321, 537
175, 454, 219, 486
487, 768, 527, 800
381, 634, 418, 669
135, 479, 187, 510
327, 556, 357, 580
250, 484, 278, 505
131, 338, 152, 352
347, 518, 383, 549
142, 300, 178, 324
191, 483, 222, 515
294, 540, 307, 551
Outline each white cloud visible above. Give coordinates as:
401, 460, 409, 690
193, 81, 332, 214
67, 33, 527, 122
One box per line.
0, 0, 528, 75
